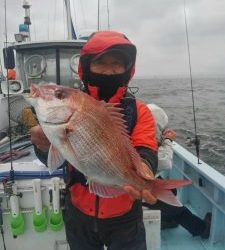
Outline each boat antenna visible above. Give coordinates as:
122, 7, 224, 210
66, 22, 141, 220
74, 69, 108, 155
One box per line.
97, 0, 100, 30
47, 12, 50, 40
64, 0, 76, 39
4, 0, 15, 181
22, 0, 32, 41
53, 0, 57, 39
107, 0, 110, 30
63, 1, 67, 39
183, 0, 200, 164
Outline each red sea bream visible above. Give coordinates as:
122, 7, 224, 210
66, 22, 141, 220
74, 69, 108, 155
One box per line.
27, 84, 191, 205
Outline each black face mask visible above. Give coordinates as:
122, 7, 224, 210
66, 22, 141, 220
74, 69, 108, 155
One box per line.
88, 71, 130, 101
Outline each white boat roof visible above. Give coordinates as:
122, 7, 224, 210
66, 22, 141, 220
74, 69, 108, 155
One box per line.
10, 40, 86, 50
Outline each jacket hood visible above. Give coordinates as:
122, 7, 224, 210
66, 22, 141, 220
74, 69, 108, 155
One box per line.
78, 31, 137, 84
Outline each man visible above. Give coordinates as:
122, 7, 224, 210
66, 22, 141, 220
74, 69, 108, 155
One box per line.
31, 31, 158, 250
147, 104, 176, 173
143, 104, 211, 239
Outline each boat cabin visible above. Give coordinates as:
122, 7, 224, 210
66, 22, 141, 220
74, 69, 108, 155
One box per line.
1, 40, 86, 95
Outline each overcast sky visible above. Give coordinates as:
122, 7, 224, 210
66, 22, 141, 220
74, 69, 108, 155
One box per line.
1, 0, 225, 77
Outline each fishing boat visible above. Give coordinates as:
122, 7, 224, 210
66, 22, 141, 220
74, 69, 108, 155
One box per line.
0, 1, 224, 250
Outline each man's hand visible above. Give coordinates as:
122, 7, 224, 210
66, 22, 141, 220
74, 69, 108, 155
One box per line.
162, 128, 176, 141
30, 125, 50, 152
123, 162, 157, 205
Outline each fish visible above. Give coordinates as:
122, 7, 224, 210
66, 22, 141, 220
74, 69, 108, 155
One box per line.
26, 83, 191, 206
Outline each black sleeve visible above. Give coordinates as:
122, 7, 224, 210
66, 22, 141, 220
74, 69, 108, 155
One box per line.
33, 144, 48, 166
135, 146, 158, 175
33, 145, 66, 170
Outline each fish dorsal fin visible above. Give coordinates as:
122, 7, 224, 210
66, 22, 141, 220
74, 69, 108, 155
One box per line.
89, 180, 125, 198
104, 103, 130, 137
47, 144, 65, 173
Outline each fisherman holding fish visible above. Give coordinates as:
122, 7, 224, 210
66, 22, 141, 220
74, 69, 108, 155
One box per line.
30, 31, 190, 250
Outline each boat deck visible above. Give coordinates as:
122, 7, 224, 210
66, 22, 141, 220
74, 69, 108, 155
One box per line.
160, 226, 224, 250
144, 209, 224, 250
144, 203, 225, 250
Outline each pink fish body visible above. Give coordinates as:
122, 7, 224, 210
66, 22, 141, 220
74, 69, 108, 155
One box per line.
27, 84, 191, 205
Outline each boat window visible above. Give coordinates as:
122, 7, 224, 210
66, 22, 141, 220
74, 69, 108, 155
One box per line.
17, 49, 56, 90
59, 48, 81, 88
15, 47, 83, 91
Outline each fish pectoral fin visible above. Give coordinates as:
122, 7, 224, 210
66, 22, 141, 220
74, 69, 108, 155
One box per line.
154, 189, 183, 207
89, 181, 125, 198
47, 144, 65, 173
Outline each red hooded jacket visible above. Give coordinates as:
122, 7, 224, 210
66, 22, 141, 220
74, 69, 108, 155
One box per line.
69, 31, 158, 218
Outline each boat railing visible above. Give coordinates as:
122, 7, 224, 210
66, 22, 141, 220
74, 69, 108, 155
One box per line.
170, 142, 225, 246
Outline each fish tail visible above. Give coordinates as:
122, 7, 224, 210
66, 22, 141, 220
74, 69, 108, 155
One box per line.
151, 178, 192, 190
149, 179, 192, 207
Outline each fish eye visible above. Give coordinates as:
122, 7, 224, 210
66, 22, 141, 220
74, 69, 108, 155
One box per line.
54, 89, 67, 100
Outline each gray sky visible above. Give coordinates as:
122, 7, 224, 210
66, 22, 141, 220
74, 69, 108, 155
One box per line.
1, 0, 225, 77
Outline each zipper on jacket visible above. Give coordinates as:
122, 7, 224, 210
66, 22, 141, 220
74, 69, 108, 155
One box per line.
93, 195, 99, 232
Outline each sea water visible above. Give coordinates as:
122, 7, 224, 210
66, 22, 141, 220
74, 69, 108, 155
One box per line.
131, 76, 225, 175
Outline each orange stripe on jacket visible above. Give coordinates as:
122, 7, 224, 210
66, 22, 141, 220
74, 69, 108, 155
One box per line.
131, 100, 158, 152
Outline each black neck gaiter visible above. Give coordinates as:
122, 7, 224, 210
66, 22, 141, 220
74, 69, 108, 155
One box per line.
88, 71, 130, 101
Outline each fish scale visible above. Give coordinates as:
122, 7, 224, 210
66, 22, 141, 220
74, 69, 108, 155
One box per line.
68, 117, 126, 183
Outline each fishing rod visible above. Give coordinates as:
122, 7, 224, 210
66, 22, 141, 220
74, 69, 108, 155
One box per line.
183, 0, 200, 164
0, 56, 4, 82
0, 2, 11, 249
4, 0, 15, 181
